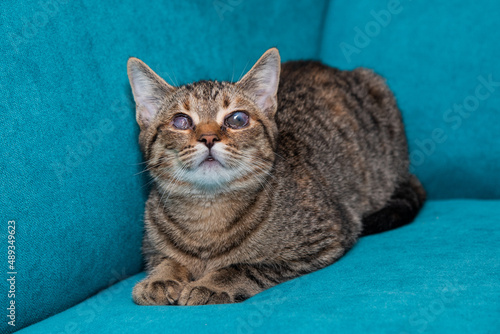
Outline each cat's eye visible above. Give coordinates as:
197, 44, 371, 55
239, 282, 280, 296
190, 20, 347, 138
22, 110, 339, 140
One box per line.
225, 111, 249, 129
172, 114, 193, 130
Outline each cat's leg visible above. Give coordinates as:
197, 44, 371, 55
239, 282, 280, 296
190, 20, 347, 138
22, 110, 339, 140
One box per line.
178, 263, 291, 306
133, 258, 191, 305
361, 174, 426, 236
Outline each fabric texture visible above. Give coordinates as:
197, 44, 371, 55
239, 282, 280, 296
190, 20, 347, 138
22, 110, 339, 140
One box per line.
0, 0, 328, 332
18, 200, 500, 334
320, 0, 500, 199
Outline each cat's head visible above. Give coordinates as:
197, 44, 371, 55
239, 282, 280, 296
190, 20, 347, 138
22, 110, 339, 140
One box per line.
127, 48, 281, 195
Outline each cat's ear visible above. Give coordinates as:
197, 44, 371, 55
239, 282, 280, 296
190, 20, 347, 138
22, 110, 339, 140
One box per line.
237, 48, 281, 117
127, 58, 175, 130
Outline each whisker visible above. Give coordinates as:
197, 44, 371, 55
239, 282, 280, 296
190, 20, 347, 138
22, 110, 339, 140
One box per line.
138, 156, 182, 189
156, 164, 187, 213
159, 165, 188, 211
238, 60, 251, 81
135, 156, 179, 177
161, 64, 180, 87
231, 159, 274, 200
227, 152, 276, 179
231, 61, 235, 83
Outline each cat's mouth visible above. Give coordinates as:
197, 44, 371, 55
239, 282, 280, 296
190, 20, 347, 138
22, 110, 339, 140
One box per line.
199, 154, 223, 168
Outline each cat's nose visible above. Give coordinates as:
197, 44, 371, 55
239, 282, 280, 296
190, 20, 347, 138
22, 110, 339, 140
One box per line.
198, 134, 220, 149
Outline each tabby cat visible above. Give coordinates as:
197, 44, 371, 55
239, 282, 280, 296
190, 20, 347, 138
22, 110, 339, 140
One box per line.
127, 48, 425, 306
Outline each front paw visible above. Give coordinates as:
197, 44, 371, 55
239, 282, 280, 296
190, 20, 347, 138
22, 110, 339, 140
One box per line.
178, 284, 232, 306
133, 278, 184, 305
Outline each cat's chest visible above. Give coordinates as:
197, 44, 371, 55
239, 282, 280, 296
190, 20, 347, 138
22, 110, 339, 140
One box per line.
165, 234, 264, 280
160, 215, 272, 279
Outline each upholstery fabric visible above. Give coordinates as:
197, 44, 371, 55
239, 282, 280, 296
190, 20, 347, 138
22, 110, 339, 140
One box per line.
3, 0, 499, 333
0, 0, 328, 332
320, 0, 500, 199
18, 200, 500, 334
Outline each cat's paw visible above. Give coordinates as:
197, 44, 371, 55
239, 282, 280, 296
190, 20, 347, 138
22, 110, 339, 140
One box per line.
178, 284, 232, 306
132, 278, 184, 305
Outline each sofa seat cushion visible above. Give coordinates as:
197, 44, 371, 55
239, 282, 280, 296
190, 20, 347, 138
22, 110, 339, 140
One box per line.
19, 200, 500, 333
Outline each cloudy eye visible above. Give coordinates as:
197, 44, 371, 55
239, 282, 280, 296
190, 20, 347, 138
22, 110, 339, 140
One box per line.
172, 114, 193, 130
225, 111, 249, 129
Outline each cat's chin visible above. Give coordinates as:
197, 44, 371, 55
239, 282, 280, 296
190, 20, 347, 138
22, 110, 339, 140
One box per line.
198, 159, 223, 169
180, 162, 235, 192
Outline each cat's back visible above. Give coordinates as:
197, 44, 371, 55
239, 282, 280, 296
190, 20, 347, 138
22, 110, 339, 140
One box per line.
277, 60, 404, 133
274, 60, 409, 213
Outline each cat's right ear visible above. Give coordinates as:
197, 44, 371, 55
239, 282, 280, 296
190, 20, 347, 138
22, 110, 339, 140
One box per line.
127, 58, 175, 130
236, 48, 281, 117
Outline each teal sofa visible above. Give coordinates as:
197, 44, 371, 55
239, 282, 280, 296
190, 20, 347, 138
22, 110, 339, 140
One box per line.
2, 0, 499, 333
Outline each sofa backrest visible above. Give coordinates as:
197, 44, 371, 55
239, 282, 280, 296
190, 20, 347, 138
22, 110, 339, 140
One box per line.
320, 0, 500, 199
0, 0, 328, 331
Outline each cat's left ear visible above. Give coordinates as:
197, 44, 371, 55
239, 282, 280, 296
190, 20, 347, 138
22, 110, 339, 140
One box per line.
237, 48, 281, 117
127, 58, 175, 130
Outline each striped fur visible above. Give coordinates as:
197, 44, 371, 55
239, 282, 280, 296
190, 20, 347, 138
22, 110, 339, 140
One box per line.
127, 49, 425, 306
